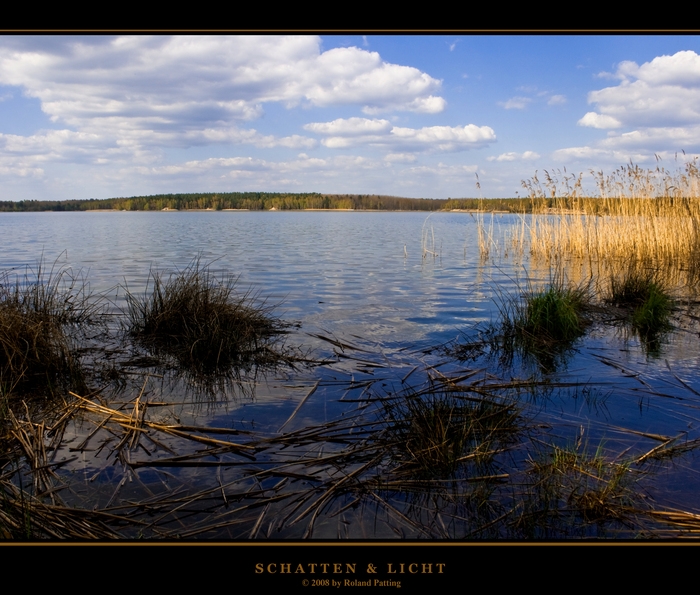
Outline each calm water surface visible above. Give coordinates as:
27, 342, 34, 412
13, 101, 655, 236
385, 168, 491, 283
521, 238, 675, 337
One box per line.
3, 210, 700, 537
0, 211, 518, 349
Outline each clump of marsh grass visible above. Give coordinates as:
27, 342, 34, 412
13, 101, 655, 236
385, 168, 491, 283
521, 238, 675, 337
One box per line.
632, 287, 672, 336
494, 272, 593, 369
449, 272, 594, 374
123, 259, 289, 377
0, 261, 98, 403
382, 386, 520, 479
513, 441, 643, 537
520, 284, 589, 343
606, 262, 673, 346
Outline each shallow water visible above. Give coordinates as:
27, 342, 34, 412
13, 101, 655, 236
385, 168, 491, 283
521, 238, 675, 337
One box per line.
3, 210, 700, 539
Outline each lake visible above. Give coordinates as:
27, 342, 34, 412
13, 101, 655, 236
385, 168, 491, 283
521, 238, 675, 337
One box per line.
2, 210, 700, 539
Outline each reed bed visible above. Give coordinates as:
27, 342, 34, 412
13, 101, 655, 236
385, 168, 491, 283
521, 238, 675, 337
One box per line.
480, 160, 700, 289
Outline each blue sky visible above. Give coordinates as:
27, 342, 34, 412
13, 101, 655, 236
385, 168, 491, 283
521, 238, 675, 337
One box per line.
1, 34, 700, 201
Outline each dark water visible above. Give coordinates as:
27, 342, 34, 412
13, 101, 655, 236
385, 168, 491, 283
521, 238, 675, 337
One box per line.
3, 210, 700, 538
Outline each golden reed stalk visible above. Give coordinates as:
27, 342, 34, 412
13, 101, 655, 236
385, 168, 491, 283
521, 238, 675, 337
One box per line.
481, 159, 700, 287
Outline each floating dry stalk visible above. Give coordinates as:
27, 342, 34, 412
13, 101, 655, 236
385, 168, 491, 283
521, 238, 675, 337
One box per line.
124, 259, 289, 376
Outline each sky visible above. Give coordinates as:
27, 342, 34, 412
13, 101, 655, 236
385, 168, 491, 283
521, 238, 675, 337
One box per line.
1, 34, 700, 201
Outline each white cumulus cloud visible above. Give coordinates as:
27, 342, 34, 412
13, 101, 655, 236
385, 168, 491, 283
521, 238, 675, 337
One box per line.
487, 151, 540, 162
0, 35, 447, 166
304, 117, 392, 136
558, 50, 700, 165
577, 112, 622, 129
581, 51, 700, 130
547, 94, 566, 106
305, 117, 496, 152
552, 146, 648, 163
384, 153, 417, 163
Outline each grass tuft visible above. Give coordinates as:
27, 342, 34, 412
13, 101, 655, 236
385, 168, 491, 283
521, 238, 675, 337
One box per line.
631, 285, 672, 336
516, 442, 641, 537
0, 261, 97, 402
383, 388, 520, 479
124, 258, 288, 376
495, 273, 592, 366
521, 284, 588, 343
607, 263, 673, 341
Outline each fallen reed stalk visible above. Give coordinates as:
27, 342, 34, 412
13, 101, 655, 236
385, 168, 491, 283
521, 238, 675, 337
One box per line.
2, 359, 697, 539
68, 391, 256, 456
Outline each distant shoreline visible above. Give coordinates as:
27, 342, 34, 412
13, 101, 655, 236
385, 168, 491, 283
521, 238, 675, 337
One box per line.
3, 208, 512, 214
0, 209, 528, 216
0, 194, 534, 213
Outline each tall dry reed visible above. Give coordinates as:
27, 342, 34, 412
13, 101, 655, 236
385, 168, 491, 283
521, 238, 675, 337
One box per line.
483, 159, 700, 287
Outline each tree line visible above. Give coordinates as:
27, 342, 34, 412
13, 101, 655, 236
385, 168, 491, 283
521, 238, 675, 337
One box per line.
0, 193, 538, 213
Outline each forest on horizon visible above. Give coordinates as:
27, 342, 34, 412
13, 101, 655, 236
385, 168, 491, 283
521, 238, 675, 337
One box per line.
0, 192, 533, 213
